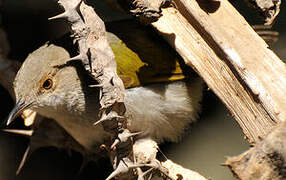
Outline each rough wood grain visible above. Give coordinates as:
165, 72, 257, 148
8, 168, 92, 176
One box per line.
175, 0, 286, 125
151, 5, 280, 143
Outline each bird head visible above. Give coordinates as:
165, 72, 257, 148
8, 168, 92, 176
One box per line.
7, 44, 99, 126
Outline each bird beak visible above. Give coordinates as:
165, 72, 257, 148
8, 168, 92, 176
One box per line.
6, 99, 32, 126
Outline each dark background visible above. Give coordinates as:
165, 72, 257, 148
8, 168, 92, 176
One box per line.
0, 0, 285, 179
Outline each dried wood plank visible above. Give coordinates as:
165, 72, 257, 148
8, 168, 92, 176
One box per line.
151, 4, 281, 143
174, 0, 286, 125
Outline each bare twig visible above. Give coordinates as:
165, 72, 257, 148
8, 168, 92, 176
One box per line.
49, 1, 208, 179
50, 0, 139, 179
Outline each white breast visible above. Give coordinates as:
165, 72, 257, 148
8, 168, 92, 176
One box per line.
36, 79, 202, 150
125, 79, 202, 142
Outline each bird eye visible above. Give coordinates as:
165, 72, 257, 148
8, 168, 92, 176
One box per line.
42, 78, 53, 90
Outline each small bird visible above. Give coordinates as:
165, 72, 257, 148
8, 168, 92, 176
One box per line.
7, 22, 202, 153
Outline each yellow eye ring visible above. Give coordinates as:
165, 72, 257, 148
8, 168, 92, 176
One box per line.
42, 78, 53, 90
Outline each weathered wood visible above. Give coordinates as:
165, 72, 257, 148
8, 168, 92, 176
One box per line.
175, 0, 286, 124
151, 7, 273, 143
149, 3, 286, 178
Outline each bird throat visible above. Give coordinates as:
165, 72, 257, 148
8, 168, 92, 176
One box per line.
55, 114, 110, 151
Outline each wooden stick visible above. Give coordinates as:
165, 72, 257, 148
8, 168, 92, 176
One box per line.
151, 2, 283, 143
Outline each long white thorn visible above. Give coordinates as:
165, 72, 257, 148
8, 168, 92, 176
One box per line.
2, 129, 33, 137
48, 12, 69, 20
16, 146, 31, 175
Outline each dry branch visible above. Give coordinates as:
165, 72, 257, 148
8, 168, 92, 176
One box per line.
0, 4, 207, 178
115, 0, 284, 143
173, 0, 286, 126
150, 5, 277, 143
50, 0, 136, 179
2, 0, 284, 179
49, 0, 208, 179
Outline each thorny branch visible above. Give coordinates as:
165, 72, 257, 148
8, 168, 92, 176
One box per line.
49, 0, 207, 179
0, 1, 207, 178
49, 0, 139, 179
1, 0, 283, 179
48, 1, 185, 180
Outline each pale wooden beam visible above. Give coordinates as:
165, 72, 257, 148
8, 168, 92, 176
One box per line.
151, 0, 285, 143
